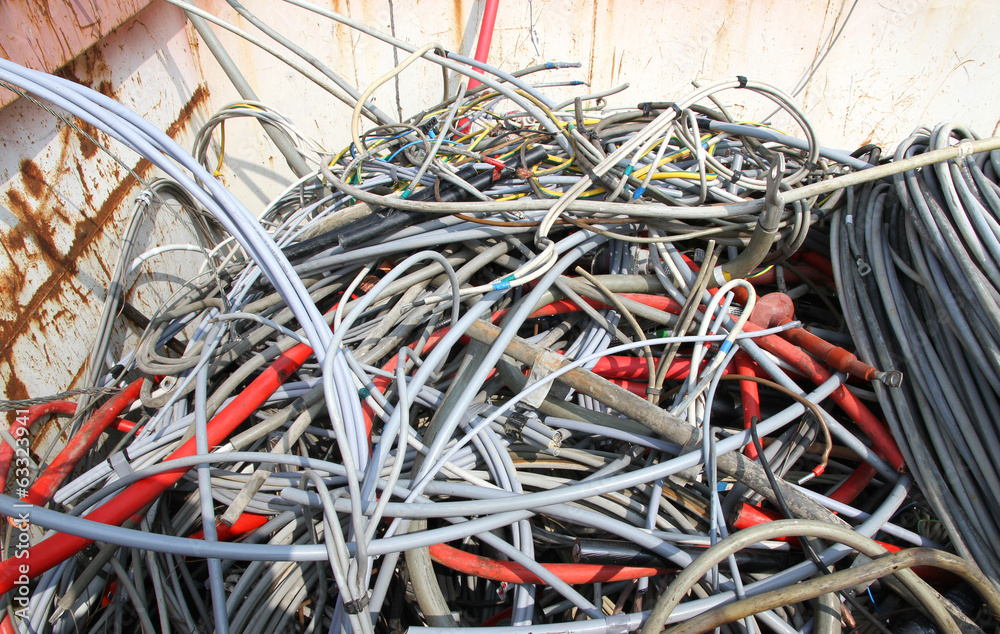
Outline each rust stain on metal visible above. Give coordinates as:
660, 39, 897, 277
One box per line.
97, 80, 115, 99
0, 207, 28, 303
3, 370, 28, 429
74, 118, 101, 159
3, 368, 28, 401
54, 43, 110, 90
453, 0, 463, 40
5, 189, 78, 276
0, 83, 210, 373
19, 159, 46, 198
0, 0, 152, 109
166, 84, 208, 138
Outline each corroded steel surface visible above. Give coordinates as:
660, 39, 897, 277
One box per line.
0, 0, 153, 109
0, 3, 210, 449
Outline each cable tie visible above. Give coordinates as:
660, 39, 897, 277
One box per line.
639, 101, 653, 117
135, 190, 154, 207
670, 103, 682, 118
736, 75, 748, 89
713, 265, 730, 287
729, 171, 742, 185
503, 411, 528, 442
645, 387, 662, 397
109, 453, 134, 478
606, 613, 636, 634
342, 592, 370, 615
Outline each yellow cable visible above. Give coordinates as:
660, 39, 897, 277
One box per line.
213, 121, 226, 178
351, 42, 441, 153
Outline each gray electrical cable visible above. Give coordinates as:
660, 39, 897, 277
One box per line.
185, 12, 313, 178
9, 30, 1000, 633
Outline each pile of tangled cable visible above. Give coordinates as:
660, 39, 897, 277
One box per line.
3, 10, 1000, 634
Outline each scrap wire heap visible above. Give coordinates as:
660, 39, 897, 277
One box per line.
2, 15, 1000, 634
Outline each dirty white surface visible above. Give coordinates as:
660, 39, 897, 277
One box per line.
1, 0, 998, 431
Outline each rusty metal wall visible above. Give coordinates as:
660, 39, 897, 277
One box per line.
1, 0, 998, 429
0, 1, 211, 444
0, 0, 155, 109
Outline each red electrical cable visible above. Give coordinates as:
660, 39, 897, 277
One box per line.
744, 263, 830, 287
481, 607, 512, 627
740, 320, 905, 472
467, 0, 500, 92
362, 290, 685, 429
580, 290, 905, 471
826, 463, 876, 504
455, 0, 500, 132
428, 542, 665, 584
734, 353, 761, 460
21, 379, 143, 508
605, 378, 649, 397
189, 512, 269, 542
590, 357, 698, 381
0, 343, 313, 593
604, 369, 736, 397
0, 399, 80, 634
780, 326, 888, 384
113, 418, 139, 434
0, 401, 76, 494
796, 251, 835, 279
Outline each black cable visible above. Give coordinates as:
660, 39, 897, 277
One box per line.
749, 416, 893, 634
